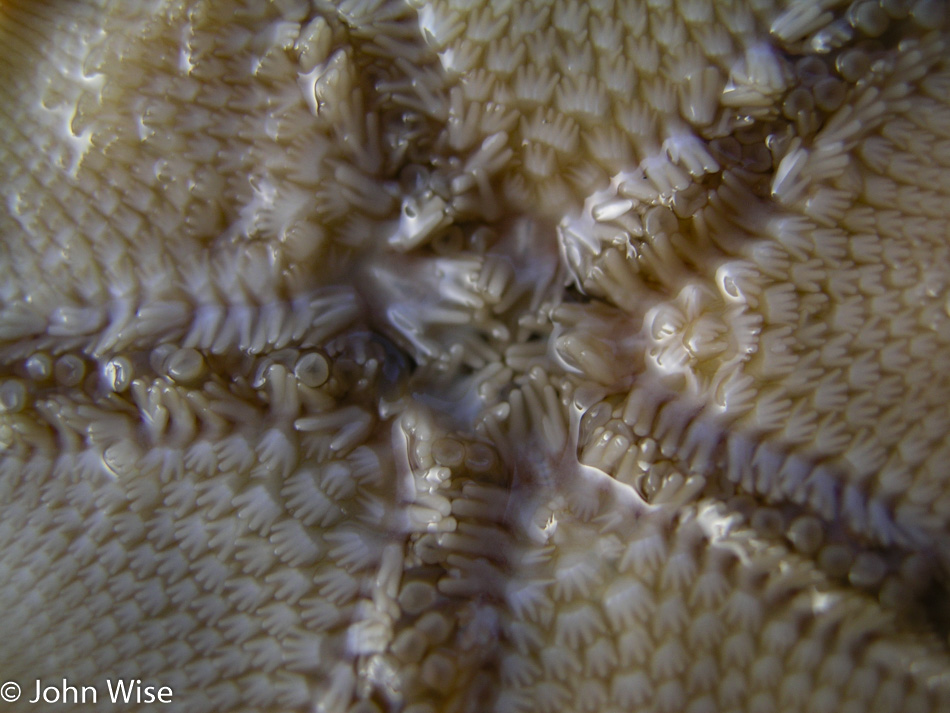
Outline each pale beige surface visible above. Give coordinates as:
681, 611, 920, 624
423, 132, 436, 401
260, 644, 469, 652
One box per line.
1, 1, 950, 711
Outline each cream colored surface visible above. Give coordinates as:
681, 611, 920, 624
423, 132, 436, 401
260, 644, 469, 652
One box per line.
1, 0, 950, 711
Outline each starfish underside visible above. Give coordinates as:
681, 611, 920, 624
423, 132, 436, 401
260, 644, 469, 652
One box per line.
2, 0, 950, 711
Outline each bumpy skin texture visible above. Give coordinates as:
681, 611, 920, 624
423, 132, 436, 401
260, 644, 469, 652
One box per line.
1, 1, 950, 712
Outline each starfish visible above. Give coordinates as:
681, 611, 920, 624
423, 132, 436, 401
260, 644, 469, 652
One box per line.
1, 0, 950, 711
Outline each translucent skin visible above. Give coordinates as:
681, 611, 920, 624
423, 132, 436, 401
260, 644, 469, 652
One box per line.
1, 1, 949, 712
